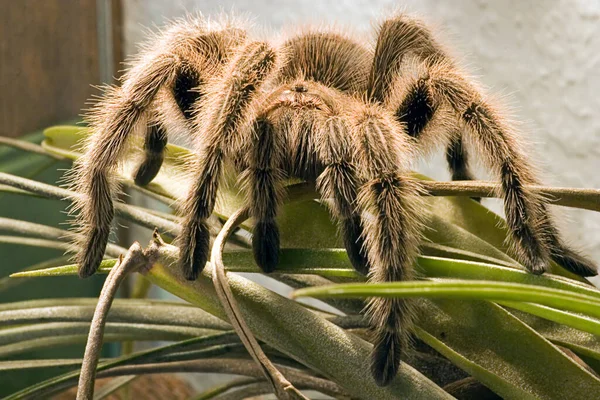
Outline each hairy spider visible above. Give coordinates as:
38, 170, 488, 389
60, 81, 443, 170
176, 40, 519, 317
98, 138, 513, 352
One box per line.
69, 13, 597, 387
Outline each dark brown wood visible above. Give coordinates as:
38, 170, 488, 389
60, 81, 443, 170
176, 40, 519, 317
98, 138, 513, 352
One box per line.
0, 0, 122, 138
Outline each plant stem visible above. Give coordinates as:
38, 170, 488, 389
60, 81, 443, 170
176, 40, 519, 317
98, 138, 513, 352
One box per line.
94, 359, 347, 398
420, 180, 600, 212
0, 173, 180, 236
211, 207, 309, 400
0, 136, 68, 161
77, 242, 148, 400
2, 172, 599, 214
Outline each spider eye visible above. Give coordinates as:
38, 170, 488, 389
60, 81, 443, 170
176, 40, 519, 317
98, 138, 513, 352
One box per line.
242, 84, 256, 94
293, 83, 308, 93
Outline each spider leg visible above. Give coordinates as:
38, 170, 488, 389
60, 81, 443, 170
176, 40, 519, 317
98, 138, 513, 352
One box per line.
367, 14, 444, 103
133, 122, 168, 186
445, 132, 480, 202
73, 50, 181, 278
350, 105, 423, 386
315, 115, 370, 275
134, 62, 205, 186
240, 116, 286, 272
446, 132, 476, 182
374, 14, 596, 276
540, 209, 597, 276
370, 14, 480, 187
178, 41, 278, 280
71, 18, 246, 278
425, 62, 550, 274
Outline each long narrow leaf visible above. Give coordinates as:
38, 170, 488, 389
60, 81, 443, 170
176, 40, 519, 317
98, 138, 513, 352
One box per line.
292, 280, 600, 319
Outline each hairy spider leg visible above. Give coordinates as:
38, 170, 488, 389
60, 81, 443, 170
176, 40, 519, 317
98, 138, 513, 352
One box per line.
71, 17, 243, 278
178, 41, 278, 280
368, 14, 476, 188
350, 104, 423, 387
277, 31, 374, 273
134, 60, 205, 186
374, 14, 596, 277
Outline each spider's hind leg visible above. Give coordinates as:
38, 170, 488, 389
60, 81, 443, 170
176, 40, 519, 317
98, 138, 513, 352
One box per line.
372, 14, 595, 276
541, 209, 597, 276
446, 133, 476, 182
411, 61, 552, 274
422, 62, 584, 275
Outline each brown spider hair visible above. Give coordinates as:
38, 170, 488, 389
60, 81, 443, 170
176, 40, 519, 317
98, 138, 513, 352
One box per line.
69, 12, 596, 388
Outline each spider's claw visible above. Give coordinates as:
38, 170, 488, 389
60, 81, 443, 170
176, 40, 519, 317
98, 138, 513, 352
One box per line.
343, 216, 370, 275
179, 220, 210, 281
252, 220, 279, 273
527, 261, 547, 276
551, 245, 598, 277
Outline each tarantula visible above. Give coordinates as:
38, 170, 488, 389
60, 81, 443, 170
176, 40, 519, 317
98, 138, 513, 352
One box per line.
70, 13, 597, 387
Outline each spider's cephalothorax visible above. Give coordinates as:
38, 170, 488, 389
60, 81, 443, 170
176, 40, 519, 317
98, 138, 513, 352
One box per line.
70, 13, 597, 388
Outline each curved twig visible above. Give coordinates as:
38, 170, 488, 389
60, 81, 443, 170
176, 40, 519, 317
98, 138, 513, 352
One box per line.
76, 242, 150, 400
211, 207, 309, 400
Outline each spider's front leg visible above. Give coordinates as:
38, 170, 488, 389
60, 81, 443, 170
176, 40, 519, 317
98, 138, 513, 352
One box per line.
71, 18, 246, 278
241, 116, 286, 272
350, 105, 423, 386
315, 115, 370, 275
178, 41, 278, 280
73, 48, 181, 278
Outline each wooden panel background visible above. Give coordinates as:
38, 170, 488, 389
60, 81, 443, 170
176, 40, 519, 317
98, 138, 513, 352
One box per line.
0, 0, 122, 138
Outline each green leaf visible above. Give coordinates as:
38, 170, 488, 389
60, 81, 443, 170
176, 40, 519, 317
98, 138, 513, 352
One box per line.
291, 280, 600, 319
142, 254, 451, 399
0, 322, 220, 357
509, 309, 600, 364
0, 298, 230, 330
416, 300, 600, 399
0, 256, 71, 293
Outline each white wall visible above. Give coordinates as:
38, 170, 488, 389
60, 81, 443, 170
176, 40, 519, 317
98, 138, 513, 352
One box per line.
123, 0, 600, 273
